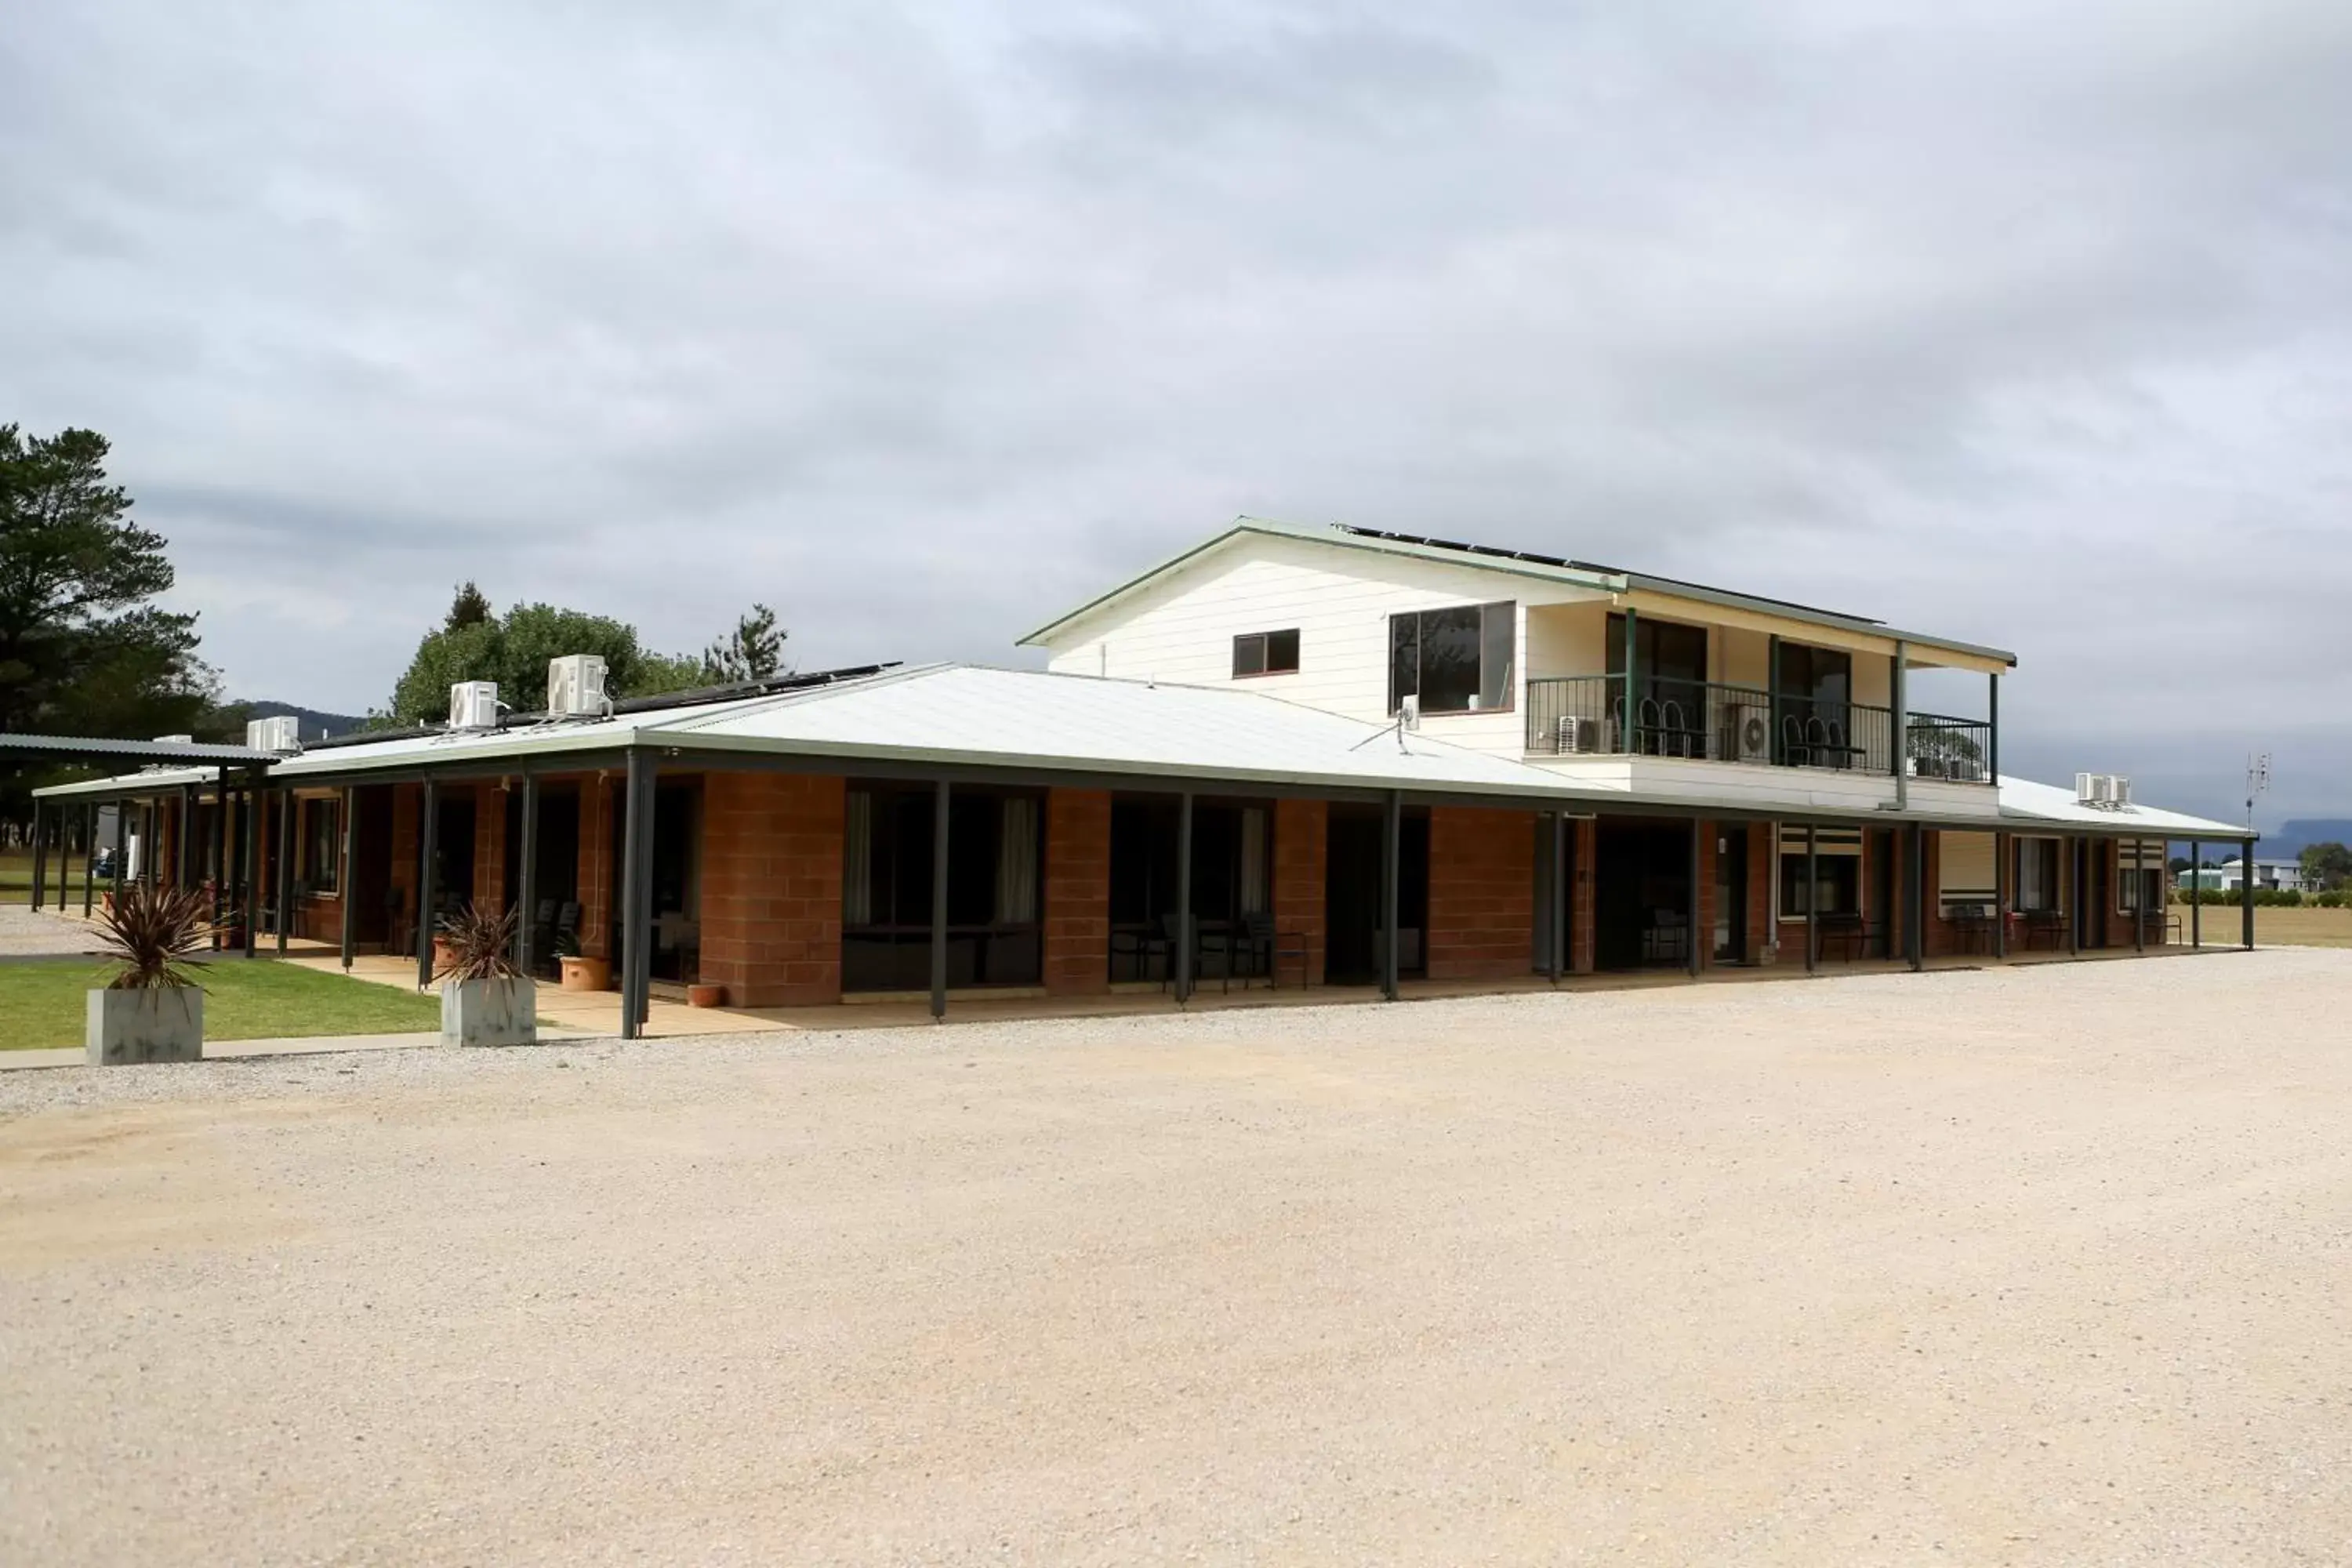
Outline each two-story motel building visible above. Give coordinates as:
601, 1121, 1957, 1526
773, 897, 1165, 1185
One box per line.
34, 518, 2254, 1034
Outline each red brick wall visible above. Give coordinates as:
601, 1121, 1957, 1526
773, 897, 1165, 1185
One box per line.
1273, 797, 1327, 985
1570, 818, 1597, 974
696, 771, 845, 1007
473, 783, 506, 916
1427, 806, 1535, 981
389, 784, 419, 943
578, 775, 612, 960
1044, 788, 1110, 995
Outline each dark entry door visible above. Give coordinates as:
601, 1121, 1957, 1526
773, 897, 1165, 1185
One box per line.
1595, 821, 1693, 971
1324, 807, 1428, 984
1713, 826, 1748, 964
2085, 841, 2111, 949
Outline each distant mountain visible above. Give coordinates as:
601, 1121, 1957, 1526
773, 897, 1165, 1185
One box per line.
2271, 819, 2352, 858
241, 699, 367, 743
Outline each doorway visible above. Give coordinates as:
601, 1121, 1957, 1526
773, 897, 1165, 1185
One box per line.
1594, 819, 1694, 971
1325, 805, 1428, 984
1713, 826, 1748, 964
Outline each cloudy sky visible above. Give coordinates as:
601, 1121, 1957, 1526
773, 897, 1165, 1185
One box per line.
5, 0, 2348, 827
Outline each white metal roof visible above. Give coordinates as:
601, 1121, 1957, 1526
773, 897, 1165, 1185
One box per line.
28, 662, 2248, 837
1995, 775, 2245, 838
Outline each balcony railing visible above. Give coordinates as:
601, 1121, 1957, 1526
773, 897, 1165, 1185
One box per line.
1526, 677, 1991, 783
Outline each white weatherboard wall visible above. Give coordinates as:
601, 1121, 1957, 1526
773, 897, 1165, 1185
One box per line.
1040, 532, 1609, 759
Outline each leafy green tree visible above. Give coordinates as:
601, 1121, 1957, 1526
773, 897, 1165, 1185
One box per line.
2300, 841, 2352, 894
381, 599, 705, 724
445, 580, 492, 632
702, 602, 789, 684
0, 426, 223, 818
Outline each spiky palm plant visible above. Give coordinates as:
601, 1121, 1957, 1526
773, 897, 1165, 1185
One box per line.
433, 902, 521, 983
93, 883, 216, 991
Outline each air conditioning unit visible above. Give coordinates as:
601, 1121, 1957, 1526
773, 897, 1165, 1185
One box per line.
244, 715, 303, 754
546, 654, 610, 720
1729, 702, 1771, 764
2110, 775, 2132, 807
1555, 715, 1610, 754
448, 681, 501, 731
2076, 771, 2108, 806
1399, 694, 1421, 731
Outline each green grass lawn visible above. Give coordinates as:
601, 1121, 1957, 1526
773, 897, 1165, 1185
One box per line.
0, 959, 441, 1050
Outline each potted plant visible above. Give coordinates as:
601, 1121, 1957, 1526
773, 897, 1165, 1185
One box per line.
554, 927, 609, 993
86, 883, 214, 1065
434, 902, 536, 1047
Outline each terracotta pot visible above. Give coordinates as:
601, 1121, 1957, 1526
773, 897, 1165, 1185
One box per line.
559, 954, 611, 993
686, 982, 727, 1008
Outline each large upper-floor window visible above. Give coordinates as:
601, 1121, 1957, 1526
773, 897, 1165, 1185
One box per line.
1389, 601, 1514, 714
1232, 628, 1300, 678
1774, 642, 1853, 709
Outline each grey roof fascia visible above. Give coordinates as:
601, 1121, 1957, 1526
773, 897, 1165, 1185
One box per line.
0, 734, 277, 764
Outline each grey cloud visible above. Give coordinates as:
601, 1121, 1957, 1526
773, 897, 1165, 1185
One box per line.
2, 0, 2348, 824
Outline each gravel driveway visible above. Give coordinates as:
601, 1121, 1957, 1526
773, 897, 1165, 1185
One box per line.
2, 951, 2347, 1565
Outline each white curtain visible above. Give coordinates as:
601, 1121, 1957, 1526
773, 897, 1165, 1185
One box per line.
996, 797, 1038, 924
843, 790, 872, 926
1240, 807, 1269, 914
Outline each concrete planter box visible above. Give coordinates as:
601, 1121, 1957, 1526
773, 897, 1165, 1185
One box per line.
441, 976, 536, 1047
86, 987, 204, 1066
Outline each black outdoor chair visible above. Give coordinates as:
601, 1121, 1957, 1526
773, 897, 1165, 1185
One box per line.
1161, 912, 1235, 994
1243, 911, 1310, 989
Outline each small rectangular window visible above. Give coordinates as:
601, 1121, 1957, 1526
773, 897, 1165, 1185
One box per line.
1232, 628, 1300, 678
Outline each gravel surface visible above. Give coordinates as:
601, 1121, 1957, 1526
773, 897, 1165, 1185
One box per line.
3, 950, 2347, 1565
0, 906, 103, 957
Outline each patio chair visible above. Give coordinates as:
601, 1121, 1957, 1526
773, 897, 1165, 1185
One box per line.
1780, 714, 1810, 768
1160, 912, 1235, 993
1241, 911, 1310, 989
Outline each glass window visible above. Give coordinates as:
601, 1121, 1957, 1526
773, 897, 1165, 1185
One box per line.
302, 798, 340, 893
1779, 853, 1858, 916
1231, 628, 1300, 677
2015, 839, 2060, 911
1388, 602, 1514, 713
842, 784, 1043, 990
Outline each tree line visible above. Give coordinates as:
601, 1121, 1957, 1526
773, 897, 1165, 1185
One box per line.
1, 423, 791, 825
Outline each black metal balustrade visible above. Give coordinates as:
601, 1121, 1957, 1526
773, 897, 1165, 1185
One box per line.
1526, 677, 1987, 784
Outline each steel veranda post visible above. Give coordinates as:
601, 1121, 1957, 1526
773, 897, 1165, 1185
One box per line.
517, 771, 539, 975
27, 797, 43, 909
1994, 830, 2009, 960
416, 776, 437, 989
2241, 835, 2255, 950
1381, 790, 1401, 1002
929, 779, 949, 1022
111, 799, 128, 902
622, 749, 657, 1033
1891, 642, 1909, 808
274, 784, 292, 955
1174, 790, 1194, 1005
241, 781, 260, 959
1806, 823, 1819, 975
338, 786, 357, 971
82, 803, 96, 918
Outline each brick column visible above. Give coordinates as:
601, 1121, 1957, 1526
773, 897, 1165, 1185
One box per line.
697, 771, 845, 1007
474, 782, 506, 917
1570, 818, 1598, 974
1273, 798, 1327, 985
578, 775, 612, 960
1044, 788, 1110, 995
1748, 825, 1777, 964
1428, 805, 1536, 982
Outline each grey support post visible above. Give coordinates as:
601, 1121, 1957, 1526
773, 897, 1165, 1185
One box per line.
416, 777, 438, 989
2067, 837, 2080, 956
274, 786, 293, 955
1174, 790, 1194, 1005
1987, 672, 2000, 785
211, 770, 229, 942
176, 783, 194, 887
242, 782, 260, 959
337, 786, 357, 971
82, 804, 98, 917
2190, 840, 2201, 949
64, 803, 78, 913
517, 771, 539, 975
2133, 841, 2145, 953
1994, 831, 2009, 960
111, 799, 127, 904
1766, 634, 1781, 764
1806, 823, 1819, 975
621, 750, 657, 1033
1381, 790, 1402, 1001
27, 797, 44, 910
1622, 608, 1639, 753
2241, 835, 2255, 950
1687, 818, 1703, 978
1892, 642, 1910, 808
929, 779, 950, 1022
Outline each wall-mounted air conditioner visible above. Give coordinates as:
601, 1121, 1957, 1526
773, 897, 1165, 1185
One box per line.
1729, 702, 1771, 764
1555, 715, 1610, 754
244, 716, 303, 754
546, 655, 609, 720
449, 681, 501, 731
